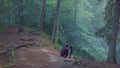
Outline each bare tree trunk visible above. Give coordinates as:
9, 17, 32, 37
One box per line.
7, 14, 11, 27
107, 0, 120, 64
52, 0, 61, 42
18, 0, 24, 32
73, 0, 78, 26
7, 1, 12, 28
38, 0, 46, 32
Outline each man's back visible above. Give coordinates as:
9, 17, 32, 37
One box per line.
60, 45, 69, 58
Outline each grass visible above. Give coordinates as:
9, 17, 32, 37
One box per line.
2, 64, 14, 68
45, 40, 49, 47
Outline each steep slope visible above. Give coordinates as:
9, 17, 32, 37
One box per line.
0, 27, 120, 68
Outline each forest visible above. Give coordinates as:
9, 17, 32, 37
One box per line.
0, 0, 120, 68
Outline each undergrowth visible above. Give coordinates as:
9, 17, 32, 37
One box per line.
45, 40, 49, 47
53, 42, 62, 51
0, 23, 5, 32
0, 47, 15, 68
9, 48, 15, 65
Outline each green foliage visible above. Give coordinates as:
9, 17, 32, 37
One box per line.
0, 23, 5, 31
95, 0, 113, 44
58, 31, 66, 44
0, 0, 110, 63
72, 31, 107, 62
45, 40, 49, 47
26, 24, 37, 30
9, 48, 15, 65
59, 0, 108, 62
73, 47, 95, 61
53, 42, 61, 51
39, 32, 48, 37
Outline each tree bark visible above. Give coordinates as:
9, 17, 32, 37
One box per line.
52, 0, 61, 42
18, 0, 24, 32
107, 0, 120, 64
38, 0, 46, 32
73, 0, 78, 26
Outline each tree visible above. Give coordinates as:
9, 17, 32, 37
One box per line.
38, 0, 46, 32
107, 0, 120, 64
0, 0, 13, 28
95, 0, 114, 44
18, 0, 24, 32
73, 0, 79, 26
52, 0, 61, 42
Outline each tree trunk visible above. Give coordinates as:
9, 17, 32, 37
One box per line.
38, 0, 46, 32
107, 0, 120, 64
18, 0, 24, 32
52, 0, 61, 42
7, 14, 11, 27
73, 0, 78, 26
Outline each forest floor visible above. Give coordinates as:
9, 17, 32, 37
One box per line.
0, 27, 120, 68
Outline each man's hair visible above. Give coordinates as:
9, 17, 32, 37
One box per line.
65, 45, 68, 47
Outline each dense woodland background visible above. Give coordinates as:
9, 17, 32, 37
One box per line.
0, 0, 120, 64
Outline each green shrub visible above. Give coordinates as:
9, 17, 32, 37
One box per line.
54, 42, 62, 51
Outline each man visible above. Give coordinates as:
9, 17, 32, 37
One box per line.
60, 45, 69, 58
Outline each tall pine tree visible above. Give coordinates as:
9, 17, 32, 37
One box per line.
107, 0, 120, 64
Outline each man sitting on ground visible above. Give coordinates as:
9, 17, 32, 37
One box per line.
60, 45, 69, 58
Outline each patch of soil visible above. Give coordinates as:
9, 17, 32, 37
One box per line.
0, 54, 9, 66
14, 46, 50, 68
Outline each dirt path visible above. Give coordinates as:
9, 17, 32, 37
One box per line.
0, 27, 120, 68
0, 27, 73, 68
